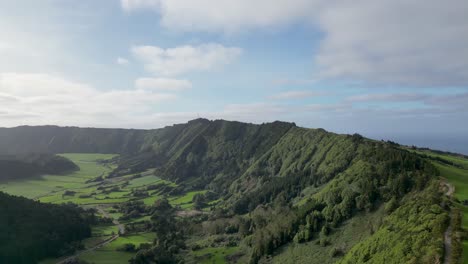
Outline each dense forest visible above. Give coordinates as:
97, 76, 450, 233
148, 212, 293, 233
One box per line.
0, 119, 462, 263
0, 153, 78, 181
0, 192, 93, 264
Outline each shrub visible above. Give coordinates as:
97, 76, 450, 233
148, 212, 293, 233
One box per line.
116, 243, 136, 252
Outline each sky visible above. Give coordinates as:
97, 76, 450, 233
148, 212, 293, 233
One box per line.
0, 0, 467, 153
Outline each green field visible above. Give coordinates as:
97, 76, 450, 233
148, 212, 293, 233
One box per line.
0, 153, 176, 206
0, 153, 116, 199
411, 149, 468, 170
170, 190, 208, 209
435, 162, 468, 201
77, 233, 156, 264
192, 246, 240, 264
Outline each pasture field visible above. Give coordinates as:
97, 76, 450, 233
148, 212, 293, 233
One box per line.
0, 153, 116, 199
435, 162, 468, 201
16, 154, 169, 206
191, 246, 240, 264
411, 149, 468, 169
78, 233, 156, 264
170, 190, 208, 209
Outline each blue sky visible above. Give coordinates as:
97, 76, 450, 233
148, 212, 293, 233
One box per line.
0, 0, 467, 152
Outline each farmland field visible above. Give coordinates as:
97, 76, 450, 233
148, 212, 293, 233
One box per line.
0, 153, 116, 199
0, 153, 182, 264
78, 233, 156, 264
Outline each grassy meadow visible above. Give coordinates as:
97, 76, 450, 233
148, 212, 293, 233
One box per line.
0, 153, 116, 199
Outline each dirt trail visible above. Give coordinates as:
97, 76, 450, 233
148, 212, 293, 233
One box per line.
56, 206, 124, 264
443, 181, 454, 264
444, 220, 452, 264
97, 205, 125, 235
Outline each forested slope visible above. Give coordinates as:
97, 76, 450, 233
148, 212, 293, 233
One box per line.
0, 192, 93, 264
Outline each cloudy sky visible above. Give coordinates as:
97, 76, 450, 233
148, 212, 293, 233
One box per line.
1, 0, 467, 152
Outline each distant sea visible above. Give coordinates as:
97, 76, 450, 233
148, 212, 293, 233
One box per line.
367, 134, 468, 156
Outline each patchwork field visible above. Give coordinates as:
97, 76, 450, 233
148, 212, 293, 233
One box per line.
0, 153, 202, 264
79, 233, 156, 264
0, 153, 116, 199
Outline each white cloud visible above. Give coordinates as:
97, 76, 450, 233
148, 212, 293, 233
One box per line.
121, 0, 318, 33
345, 93, 429, 103
121, 0, 160, 11
135, 77, 192, 91
314, 0, 468, 87
123, 0, 468, 87
131, 43, 242, 76
269, 90, 323, 100
0, 72, 176, 127
117, 57, 129, 65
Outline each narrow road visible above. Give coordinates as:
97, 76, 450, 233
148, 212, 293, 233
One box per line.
56, 206, 124, 264
443, 181, 454, 264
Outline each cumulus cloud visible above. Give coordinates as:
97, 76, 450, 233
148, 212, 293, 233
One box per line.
0, 73, 176, 127
122, 0, 468, 87
315, 0, 468, 87
135, 77, 192, 91
131, 43, 242, 76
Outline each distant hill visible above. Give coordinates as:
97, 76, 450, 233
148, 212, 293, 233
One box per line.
0, 125, 148, 155
0, 153, 78, 181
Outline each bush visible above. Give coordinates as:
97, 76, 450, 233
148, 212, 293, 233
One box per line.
329, 247, 344, 257
116, 243, 136, 252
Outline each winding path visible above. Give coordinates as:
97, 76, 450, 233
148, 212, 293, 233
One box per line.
443, 181, 454, 264
56, 206, 124, 264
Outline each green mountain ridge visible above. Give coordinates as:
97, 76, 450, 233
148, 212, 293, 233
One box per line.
0, 118, 464, 263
